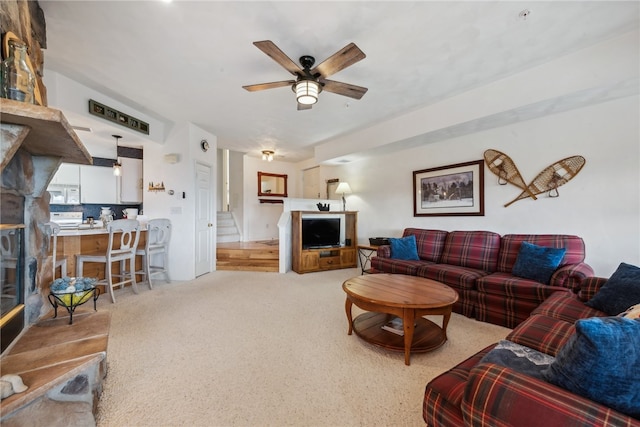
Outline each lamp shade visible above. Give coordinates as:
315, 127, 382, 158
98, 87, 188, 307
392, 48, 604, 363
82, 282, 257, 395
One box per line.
295, 80, 319, 105
335, 182, 352, 195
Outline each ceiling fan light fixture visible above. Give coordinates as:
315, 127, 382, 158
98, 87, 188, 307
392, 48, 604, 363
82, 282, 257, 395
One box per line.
261, 149, 275, 162
295, 80, 319, 105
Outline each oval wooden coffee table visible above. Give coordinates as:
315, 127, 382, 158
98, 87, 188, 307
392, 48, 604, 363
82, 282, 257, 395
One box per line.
342, 274, 459, 365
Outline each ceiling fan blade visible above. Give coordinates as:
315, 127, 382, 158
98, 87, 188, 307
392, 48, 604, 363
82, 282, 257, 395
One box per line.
321, 80, 368, 100
253, 40, 302, 76
243, 80, 295, 92
311, 43, 365, 78
297, 103, 312, 111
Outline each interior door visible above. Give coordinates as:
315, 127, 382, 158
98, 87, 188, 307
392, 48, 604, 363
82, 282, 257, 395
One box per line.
195, 162, 213, 276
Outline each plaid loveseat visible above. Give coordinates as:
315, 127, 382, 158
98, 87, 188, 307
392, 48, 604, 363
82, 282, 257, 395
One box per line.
371, 229, 594, 327
423, 278, 640, 426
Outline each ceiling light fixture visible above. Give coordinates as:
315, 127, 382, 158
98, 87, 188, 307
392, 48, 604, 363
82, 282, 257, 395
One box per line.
112, 134, 122, 176
295, 79, 320, 105
261, 149, 275, 162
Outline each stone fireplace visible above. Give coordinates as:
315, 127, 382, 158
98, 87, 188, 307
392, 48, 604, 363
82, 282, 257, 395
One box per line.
0, 99, 92, 352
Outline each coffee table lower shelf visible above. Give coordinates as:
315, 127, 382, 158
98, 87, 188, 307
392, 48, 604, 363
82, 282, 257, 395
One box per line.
352, 312, 446, 354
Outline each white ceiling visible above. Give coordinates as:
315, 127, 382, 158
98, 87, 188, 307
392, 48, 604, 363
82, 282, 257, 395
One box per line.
38, 1, 639, 162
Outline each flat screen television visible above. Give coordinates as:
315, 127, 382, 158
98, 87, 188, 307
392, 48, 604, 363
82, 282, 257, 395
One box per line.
302, 218, 341, 249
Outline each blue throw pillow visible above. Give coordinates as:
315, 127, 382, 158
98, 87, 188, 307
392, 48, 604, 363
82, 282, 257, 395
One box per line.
586, 262, 640, 316
542, 316, 640, 418
511, 241, 566, 284
389, 235, 419, 261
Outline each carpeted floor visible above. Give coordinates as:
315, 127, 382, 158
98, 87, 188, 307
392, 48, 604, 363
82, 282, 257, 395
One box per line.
95, 269, 511, 427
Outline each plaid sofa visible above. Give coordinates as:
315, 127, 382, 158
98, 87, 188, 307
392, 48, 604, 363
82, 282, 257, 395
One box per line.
371, 229, 594, 327
475, 234, 594, 328
424, 278, 640, 426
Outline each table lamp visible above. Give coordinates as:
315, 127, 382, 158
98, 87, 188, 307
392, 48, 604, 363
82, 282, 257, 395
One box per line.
335, 182, 352, 211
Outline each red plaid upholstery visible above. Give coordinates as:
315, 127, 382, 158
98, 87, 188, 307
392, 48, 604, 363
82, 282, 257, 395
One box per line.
439, 231, 501, 271
551, 262, 595, 291
463, 362, 640, 427
476, 292, 548, 329
375, 244, 391, 258
531, 291, 606, 322
423, 345, 495, 427
401, 228, 448, 262
424, 282, 634, 427
369, 256, 425, 275
452, 289, 476, 318
417, 263, 488, 291
417, 264, 488, 318
578, 276, 608, 302
477, 272, 568, 301
506, 314, 575, 356
496, 234, 586, 273
371, 229, 595, 327
475, 273, 572, 327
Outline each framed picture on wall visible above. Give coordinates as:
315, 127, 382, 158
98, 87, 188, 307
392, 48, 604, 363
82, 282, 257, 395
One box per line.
413, 160, 484, 216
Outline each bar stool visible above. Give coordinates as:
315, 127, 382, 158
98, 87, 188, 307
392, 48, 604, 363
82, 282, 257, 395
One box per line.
76, 219, 141, 303
136, 218, 171, 288
45, 222, 67, 279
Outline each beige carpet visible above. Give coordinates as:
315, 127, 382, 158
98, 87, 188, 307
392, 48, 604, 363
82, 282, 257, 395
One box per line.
95, 269, 511, 427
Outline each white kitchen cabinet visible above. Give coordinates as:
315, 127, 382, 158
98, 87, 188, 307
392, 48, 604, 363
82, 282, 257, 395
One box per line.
50, 163, 80, 186
80, 165, 117, 204
119, 157, 143, 203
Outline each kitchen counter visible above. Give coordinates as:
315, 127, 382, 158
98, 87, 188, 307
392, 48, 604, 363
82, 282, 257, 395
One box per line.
55, 227, 147, 282
58, 223, 148, 237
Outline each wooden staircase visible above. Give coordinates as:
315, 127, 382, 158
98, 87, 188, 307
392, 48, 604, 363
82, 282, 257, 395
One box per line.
216, 241, 279, 272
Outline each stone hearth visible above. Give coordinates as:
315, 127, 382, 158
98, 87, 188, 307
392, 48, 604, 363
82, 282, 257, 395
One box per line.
0, 309, 110, 425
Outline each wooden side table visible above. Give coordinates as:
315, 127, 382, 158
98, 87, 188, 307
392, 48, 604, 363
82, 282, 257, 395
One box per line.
357, 244, 379, 274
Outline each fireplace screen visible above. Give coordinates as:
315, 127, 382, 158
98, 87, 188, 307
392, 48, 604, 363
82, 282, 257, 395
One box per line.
1, 225, 24, 352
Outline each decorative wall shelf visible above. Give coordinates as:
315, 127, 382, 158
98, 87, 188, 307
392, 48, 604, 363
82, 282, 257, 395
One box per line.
148, 181, 165, 192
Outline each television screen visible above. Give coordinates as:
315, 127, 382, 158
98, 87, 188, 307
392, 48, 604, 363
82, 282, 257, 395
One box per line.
302, 218, 341, 249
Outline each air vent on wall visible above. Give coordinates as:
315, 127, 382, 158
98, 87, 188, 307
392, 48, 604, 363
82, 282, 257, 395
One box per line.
88, 99, 150, 135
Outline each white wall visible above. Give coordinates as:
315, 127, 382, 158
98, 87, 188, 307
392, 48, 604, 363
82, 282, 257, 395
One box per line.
143, 123, 217, 280
46, 69, 219, 281
43, 71, 166, 155
333, 95, 639, 277
241, 155, 301, 241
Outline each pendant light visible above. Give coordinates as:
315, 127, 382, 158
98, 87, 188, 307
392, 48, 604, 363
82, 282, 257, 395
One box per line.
112, 134, 122, 176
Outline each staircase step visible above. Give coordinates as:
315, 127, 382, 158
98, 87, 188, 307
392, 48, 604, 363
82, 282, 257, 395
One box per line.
216, 244, 279, 272
218, 229, 239, 237
217, 234, 240, 243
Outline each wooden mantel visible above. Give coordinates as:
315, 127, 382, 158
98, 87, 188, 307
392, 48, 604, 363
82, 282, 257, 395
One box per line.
0, 98, 92, 172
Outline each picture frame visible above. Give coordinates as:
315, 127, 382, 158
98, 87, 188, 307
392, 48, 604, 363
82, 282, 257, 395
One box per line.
413, 160, 484, 216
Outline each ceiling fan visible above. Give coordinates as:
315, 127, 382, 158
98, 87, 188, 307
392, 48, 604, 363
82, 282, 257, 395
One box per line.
242, 40, 368, 110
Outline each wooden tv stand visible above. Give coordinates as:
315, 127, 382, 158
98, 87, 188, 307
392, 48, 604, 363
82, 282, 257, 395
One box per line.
291, 211, 358, 273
